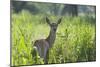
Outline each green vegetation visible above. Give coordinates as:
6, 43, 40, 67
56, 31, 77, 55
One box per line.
11, 10, 96, 66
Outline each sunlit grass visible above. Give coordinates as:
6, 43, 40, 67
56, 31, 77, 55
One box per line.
11, 10, 96, 66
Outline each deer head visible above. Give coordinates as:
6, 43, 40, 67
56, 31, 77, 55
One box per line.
46, 17, 62, 32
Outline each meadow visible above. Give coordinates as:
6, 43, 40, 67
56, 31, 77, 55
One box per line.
11, 10, 96, 66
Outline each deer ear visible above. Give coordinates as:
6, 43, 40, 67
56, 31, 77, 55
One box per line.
57, 17, 62, 24
46, 17, 50, 25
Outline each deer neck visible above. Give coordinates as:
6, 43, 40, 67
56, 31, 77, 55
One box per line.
46, 30, 56, 48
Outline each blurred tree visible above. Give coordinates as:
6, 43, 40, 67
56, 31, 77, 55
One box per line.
12, 1, 27, 13
12, 1, 95, 17
61, 4, 78, 16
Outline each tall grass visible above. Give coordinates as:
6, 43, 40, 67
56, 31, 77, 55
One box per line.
11, 10, 96, 66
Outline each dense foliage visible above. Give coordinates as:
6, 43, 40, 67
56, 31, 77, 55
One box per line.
11, 10, 96, 66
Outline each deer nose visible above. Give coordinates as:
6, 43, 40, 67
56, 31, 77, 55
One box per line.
54, 28, 57, 31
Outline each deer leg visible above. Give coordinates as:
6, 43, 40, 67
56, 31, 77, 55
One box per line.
43, 47, 49, 64
44, 48, 49, 64
46, 49, 49, 64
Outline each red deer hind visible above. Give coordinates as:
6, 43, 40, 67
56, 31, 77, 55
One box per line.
32, 17, 62, 64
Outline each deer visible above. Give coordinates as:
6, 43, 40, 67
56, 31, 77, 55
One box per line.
32, 17, 62, 64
